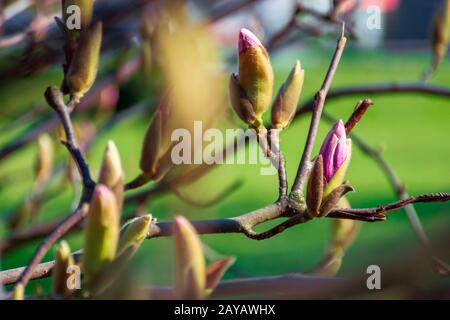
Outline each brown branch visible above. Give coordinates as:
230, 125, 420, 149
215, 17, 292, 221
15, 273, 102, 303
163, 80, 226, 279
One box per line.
291, 26, 347, 195
3, 191, 448, 286
8, 88, 96, 294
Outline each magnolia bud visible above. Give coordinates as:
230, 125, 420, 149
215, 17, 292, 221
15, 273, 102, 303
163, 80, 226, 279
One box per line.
66, 21, 102, 101
52, 240, 75, 296
173, 215, 206, 300
63, 0, 94, 31
237, 28, 273, 123
205, 257, 235, 294
319, 120, 352, 198
139, 110, 162, 180
98, 141, 124, 209
82, 185, 119, 286
118, 215, 152, 256
35, 134, 54, 186
271, 60, 304, 129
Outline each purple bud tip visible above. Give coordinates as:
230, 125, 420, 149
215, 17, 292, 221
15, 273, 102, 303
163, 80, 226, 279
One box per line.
238, 28, 262, 54
319, 120, 347, 183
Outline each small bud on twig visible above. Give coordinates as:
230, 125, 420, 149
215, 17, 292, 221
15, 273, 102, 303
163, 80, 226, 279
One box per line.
271, 60, 304, 129
82, 185, 119, 287
66, 21, 102, 102
98, 140, 124, 209
173, 215, 206, 300
232, 28, 273, 126
52, 240, 75, 296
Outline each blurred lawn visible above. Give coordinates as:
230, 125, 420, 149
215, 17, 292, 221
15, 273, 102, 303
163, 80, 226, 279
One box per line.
1, 44, 449, 293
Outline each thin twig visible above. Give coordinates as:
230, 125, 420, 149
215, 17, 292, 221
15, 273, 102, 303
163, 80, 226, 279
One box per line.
291, 26, 347, 194
10, 88, 96, 294
2, 191, 448, 285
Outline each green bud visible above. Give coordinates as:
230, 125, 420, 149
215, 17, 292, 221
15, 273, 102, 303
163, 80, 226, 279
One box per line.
98, 140, 124, 209
173, 215, 206, 300
66, 21, 102, 101
118, 215, 152, 256
52, 240, 75, 296
82, 185, 119, 287
237, 29, 274, 120
271, 60, 304, 129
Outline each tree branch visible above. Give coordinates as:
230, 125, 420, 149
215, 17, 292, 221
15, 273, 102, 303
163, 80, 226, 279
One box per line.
8, 87, 96, 294
291, 26, 347, 194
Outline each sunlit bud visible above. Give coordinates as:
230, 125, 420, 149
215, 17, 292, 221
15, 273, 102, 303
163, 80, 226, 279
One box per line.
66, 22, 102, 101
118, 215, 152, 256
52, 240, 75, 296
12, 284, 24, 300
319, 120, 352, 197
173, 215, 206, 300
98, 141, 124, 208
35, 134, 54, 186
139, 110, 162, 180
432, 0, 450, 65
306, 155, 324, 218
63, 0, 94, 31
82, 185, 119, 286
237, 28, 274, 122
271, 60, 304, 129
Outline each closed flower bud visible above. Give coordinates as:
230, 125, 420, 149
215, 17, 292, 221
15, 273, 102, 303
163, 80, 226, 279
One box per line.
319, 120, 352, 198
98, 140, 124, 208
66, 21, 102, 101
35, 134, 54, 186
63, 0, 94, 31
139, 110, 162, 180
52, 240, 75, 296
271, 60, 304, 129
237, 28, 274, 122
82, 185, 119, 286
173, 215, 206, 300
118, 215, 152, 256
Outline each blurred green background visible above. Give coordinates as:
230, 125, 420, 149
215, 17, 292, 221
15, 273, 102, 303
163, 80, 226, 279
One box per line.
1, 43, 449, 295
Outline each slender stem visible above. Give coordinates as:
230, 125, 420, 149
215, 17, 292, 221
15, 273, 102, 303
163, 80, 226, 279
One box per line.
10, 88, 96, 294
2, 191, 447, 286
291, 28, 347, 194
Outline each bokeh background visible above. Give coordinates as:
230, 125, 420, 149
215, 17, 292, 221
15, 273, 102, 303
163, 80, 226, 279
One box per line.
0, 0, 449, 298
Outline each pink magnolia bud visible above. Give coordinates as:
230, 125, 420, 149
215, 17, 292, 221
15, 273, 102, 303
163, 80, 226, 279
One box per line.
319, 120, 348, 184
237, 28, 273, 123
